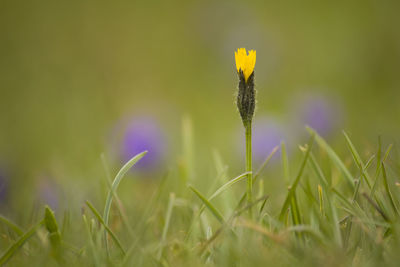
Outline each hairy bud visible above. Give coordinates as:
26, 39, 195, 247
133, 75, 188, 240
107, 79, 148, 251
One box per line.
237, 70, 255, 127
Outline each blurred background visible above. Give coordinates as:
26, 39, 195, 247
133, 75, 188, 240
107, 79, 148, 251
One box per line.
0, 0, 400, 221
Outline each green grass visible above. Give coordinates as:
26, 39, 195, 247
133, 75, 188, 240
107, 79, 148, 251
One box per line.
1, 126, 400, 267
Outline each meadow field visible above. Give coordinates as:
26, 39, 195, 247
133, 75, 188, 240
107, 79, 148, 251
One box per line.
1, 0, 400, 266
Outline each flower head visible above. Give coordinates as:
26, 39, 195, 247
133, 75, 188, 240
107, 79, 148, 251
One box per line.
235, 48, 257, 127
235, 48, 256, 82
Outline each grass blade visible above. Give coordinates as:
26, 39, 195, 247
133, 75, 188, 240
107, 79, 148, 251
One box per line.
0, 220, 44, 265
279, 135, 314, 221
318, 185, 324, 216
308, 153, 329, 188
189, 185, 225, 224
307, 152, 342, 246
122, 171, 170, 265
86, 201, 126, 256
235, 146, 279, 209
199, 195, 269, 255
208, 172, 250, 200
157, 193, 175, 260
184, 171, 249, 241
82, 214, 100, 267
103, 151, 147, 250
362, 193, 390, 222
343, 131, 372, 188
381, 163, 399, 217
371, 144, 393, 198
307, 127, 354, 188
254, 145, 280, 181
290, 192, 302, 226
101, 154, 134, 238
0, 215, 24, 236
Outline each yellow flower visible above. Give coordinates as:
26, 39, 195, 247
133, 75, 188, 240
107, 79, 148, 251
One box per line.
234, 48, 256, 82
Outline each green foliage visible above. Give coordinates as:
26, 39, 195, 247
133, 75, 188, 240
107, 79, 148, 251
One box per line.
0, 220, 44, 265
2, 130, 400, 266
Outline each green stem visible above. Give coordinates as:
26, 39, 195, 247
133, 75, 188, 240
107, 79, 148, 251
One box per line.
245, 122, 253, 215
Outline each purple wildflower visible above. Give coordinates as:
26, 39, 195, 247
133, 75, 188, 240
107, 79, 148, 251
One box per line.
121, 116, 166, 171
297, 95, 342, 137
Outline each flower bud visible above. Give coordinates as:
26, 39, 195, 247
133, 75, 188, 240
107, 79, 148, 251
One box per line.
235, 48, 256, 127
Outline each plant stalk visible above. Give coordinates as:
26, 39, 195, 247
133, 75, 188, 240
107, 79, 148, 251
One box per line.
245, 122, 253, 216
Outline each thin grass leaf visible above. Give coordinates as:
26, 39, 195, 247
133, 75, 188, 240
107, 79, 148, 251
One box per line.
328, 194, 343, 247
343, 133, 387, 214
279, 135, 314, 221
134, 171, 170, 234
381, 163, 399, 217
259, 198, 268, 216
364, 155, 375, 171
208, 172, 250, 200
236, 146, 279, 209
318, 185, 324, 216
343, 215, 352, 250
334, 180, 369, 245
371, 144, 393, 198
332, 186, 362, 248
350, 158, 379, 204
308, 153, 329, 188
343, 131, 372, 188
0, 220, 44, 265
290, 192, 302, 226
333, 190, 364, 218
157, 193, 175, 260
362, 193, 390, 222
82, 215, 101, 267
257, 180, 266, 216
307, 152, 342, 246
0, 215, 24, 236
307, 127, 354, 188
301, 177, 317, 204
189, 185, 225, 224
200, 212, 212, 241
199, 196, 269, 255
86, 201, 126, 256
352, 179, 361, 202
184, 171, 249, 241
254, 146, 280, 181
103, 151, 147, 250
123, 172, 170, 263
383, 144, 392, 163
101, 153, 134, 239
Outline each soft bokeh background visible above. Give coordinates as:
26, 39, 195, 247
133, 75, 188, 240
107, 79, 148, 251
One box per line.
1, 0, 400, 221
